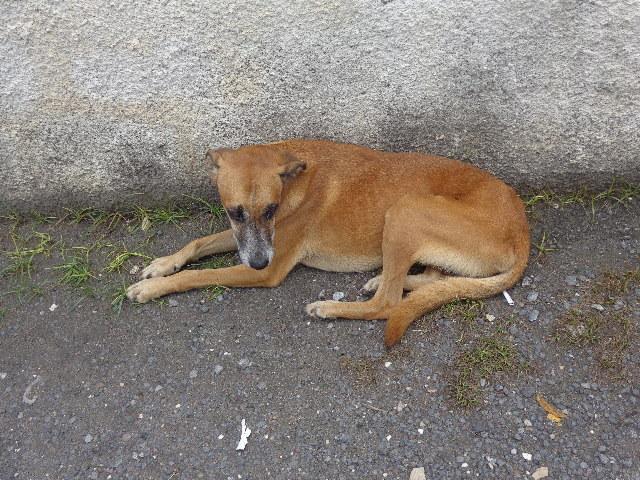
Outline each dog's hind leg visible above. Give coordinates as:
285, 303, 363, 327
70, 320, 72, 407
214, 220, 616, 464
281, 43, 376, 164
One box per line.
362, 268, 442, 293
379, 194, 529, 347
141, 229, 237, 279
306, 200, 426, 320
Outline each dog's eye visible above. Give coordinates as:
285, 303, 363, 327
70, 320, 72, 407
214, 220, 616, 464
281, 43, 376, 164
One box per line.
227, 206, 246, 223
263, 203, 279, 220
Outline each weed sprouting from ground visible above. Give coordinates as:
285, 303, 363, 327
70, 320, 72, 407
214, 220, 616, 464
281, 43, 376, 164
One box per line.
442, 299, 484, 324
449, 335, 520, 408
111, 283, 129, 315
54, 248, 94, 286
524, 180, 639, 215
183, 195, 226, 219
134, 206, 190, 231
3, 232, 53, 277
204, 285, 227, 301
339, 356, 378, 387
105, 249, 152, 273
554, 267, 639, 376
533, 231, 556, 258
190, 254, 235, 270
1, 282, 44, 304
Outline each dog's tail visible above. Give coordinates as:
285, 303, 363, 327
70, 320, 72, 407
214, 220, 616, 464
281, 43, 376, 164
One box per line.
383, 233, 530, 347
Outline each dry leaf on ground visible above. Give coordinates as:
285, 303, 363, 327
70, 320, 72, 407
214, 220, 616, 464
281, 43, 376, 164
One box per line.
535, 393, 567, 424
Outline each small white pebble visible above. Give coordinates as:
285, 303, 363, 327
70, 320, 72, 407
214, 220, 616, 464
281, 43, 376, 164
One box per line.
386, 435, 391, 441
522, 452, 532, 461
511, 448, 517, 455
218, 434, 224, 440
49, 303, 58, 312
524, 419, 532, 427
418, 428, 424, 435
175, 404, 181, 409
461, 462, 468, 468
384, 362, 392, 368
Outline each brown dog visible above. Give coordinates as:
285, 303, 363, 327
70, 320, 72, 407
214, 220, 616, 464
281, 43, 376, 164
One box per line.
127, 140, 530, 346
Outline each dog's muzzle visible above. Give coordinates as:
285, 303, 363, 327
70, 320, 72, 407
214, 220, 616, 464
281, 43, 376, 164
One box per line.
235, 223, 274, 270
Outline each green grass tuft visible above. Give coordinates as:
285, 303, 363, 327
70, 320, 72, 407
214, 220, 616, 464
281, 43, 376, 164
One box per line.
54, 248, 94, 286
442, 299, 484, 324
3, 232, 53, 277
111, 283, 129, 315
524, 180, 639, 215
134, 206, 190, 231
183, 195, 226, 219
450, 335, 519, 408
204, 285, 227, 301
533, 231, 556, 257
190, 254, 235, 270
105, 249, 152, 273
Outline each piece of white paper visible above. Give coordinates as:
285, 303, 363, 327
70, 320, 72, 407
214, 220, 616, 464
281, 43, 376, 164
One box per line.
236, 418, 251, 451
502, 290, 514, 306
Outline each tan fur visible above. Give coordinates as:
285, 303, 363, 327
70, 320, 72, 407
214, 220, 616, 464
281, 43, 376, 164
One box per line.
127, 140, 530, 347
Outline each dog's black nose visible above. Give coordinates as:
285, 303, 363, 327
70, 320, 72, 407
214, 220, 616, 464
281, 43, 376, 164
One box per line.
249, 258, 269, 270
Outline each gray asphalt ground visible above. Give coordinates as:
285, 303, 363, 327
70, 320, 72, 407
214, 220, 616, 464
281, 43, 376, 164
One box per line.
1, 195, 639, 480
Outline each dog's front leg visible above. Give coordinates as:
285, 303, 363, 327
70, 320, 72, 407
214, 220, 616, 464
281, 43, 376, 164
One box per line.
127, 248, 299, 303
141, 229, 236, 279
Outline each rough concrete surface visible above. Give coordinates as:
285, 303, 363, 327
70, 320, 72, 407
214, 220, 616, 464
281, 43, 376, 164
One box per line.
1, 1, 639, 212
0, 198, 639, 479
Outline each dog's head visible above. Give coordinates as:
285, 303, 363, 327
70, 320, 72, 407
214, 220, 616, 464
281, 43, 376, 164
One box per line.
205, 146, 306, 270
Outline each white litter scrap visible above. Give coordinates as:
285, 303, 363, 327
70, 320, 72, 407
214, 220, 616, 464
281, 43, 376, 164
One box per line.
409, 467, 426, 480
502, 290, 514, 306
49, 303, 58, 312
23, 375, 42, 405
236, 419, 251, 451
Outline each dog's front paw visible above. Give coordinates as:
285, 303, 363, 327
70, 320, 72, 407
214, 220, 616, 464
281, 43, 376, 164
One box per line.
141, 255, 184, 279
127, 277, 171, 303
305, 300, 340, 319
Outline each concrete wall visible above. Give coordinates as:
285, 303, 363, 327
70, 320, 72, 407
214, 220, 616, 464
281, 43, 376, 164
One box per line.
2, 1, 639, 212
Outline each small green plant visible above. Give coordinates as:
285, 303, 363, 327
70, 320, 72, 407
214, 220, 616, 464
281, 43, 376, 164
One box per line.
442, 299, 484, 324
553, 267, 638, 376
64, 207, 108, 224
3, 231, 53, 277
1, 282, 44, 304
134, 206, 190, 231
190, 254, 235, 270
533, 231, 556, 257
30, 211, 57, 224
54, 248, 94, 286
111, 283, 129, 314
555, 309, 601, 347
183, 194, 226, 219
524, 180, 639, 214
204, 285, 227, 301
105, 249, 152, 273
450, 335, 519, 408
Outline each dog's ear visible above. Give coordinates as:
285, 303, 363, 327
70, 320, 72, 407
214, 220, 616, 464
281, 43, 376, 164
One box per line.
205, 148, 230, 179
278, 153, 306, 180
